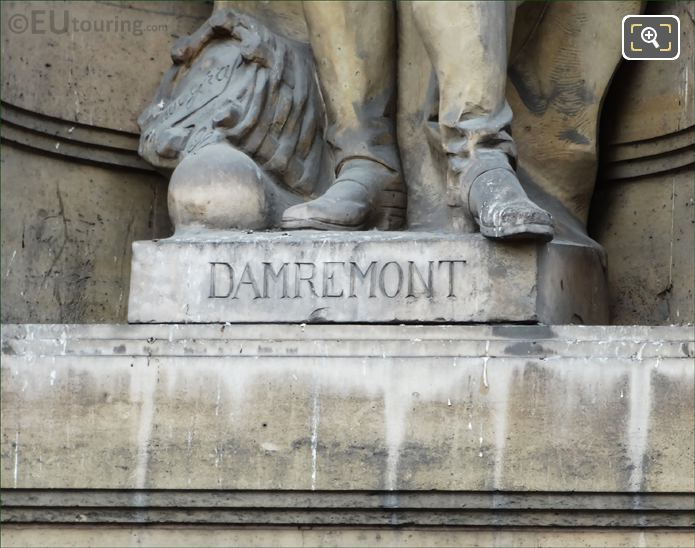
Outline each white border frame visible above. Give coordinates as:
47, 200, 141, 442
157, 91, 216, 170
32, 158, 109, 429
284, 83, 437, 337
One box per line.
621, 14, 680, 61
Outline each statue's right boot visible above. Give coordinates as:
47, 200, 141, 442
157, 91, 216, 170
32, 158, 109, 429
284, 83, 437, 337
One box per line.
410, 2, 554, 240
466, 167, 554, 242
281, 159, 406, 230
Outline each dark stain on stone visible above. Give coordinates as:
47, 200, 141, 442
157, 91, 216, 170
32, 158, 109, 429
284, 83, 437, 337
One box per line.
508, 66, 548, 115
508, 66, 595, 118
291, 437, 329, 452
489, 263, 508, 278
291, 437, 310, 450
505, 341, 555, 356
492, 325, 556, 339
521, 360, 552, 384
113, 344, 126, 354
398, 441, 443, 468
559, 129, 590, 145
1, 341, 16, 355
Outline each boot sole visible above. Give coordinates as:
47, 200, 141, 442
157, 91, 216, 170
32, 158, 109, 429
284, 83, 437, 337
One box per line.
479, 222, 554, 243
281, 217, 367, 231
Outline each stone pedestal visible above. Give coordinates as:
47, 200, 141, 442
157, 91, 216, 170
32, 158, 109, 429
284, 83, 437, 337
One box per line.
0, 324, 693, 547
128, 231, 608, 324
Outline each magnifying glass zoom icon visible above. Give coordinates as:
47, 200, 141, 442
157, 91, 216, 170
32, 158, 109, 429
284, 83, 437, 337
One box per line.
640, 26, 660, 48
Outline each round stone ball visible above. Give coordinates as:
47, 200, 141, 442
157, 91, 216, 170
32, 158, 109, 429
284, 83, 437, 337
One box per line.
168, 143, 267, 231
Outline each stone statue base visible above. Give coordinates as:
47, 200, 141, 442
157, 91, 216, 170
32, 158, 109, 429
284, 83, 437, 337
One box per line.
128, 231, 608, 324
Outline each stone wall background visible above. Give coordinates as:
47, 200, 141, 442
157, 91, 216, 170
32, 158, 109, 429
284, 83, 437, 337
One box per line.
1, 1, 692, 325
1, 1, 211, 322
589, 1, 694, 325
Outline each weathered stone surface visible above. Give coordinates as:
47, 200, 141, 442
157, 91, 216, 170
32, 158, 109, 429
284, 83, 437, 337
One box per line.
128, 231, 608, 324
2, 525, 693, 548
590, 170, 694, 325
1, 1, 210, 133
0, 144, 171, 323
589, 1, 695, 325
600, 2, 694, 145
0, 1, 202, 323
2, 324, 692, 492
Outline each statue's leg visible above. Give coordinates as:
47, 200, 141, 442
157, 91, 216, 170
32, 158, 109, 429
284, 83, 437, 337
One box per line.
412, 1, 553, 241
281, 1, 406, 231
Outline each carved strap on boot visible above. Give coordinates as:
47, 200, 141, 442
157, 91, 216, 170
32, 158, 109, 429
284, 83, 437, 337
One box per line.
371, 159, 407, 231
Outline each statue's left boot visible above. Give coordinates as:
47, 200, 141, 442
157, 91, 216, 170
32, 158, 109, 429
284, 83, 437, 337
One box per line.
468, 168, 554, 242
281, 159, 406, 230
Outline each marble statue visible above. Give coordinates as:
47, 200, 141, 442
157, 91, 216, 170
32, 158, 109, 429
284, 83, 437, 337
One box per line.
130, 1, 640, 324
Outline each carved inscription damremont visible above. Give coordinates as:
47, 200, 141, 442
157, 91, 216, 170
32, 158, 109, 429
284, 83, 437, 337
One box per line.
209, 260, 467, 300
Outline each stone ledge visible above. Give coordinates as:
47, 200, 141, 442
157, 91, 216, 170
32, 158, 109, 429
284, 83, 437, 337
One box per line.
2, 490, 693, 528
2, 526, 693, 548
1, 324, 693, 493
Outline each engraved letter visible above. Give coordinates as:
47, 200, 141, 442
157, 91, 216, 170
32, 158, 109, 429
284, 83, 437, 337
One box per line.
438, 260, 467, 297
232, 262, 262, 299
322, 262, 345, 298
349, 261, 377, 298
379, 262, 404, 298
263, 262, 289, 298
407, 261, 434, 298
294, 262, 318, 298
209, 262, 234, 298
